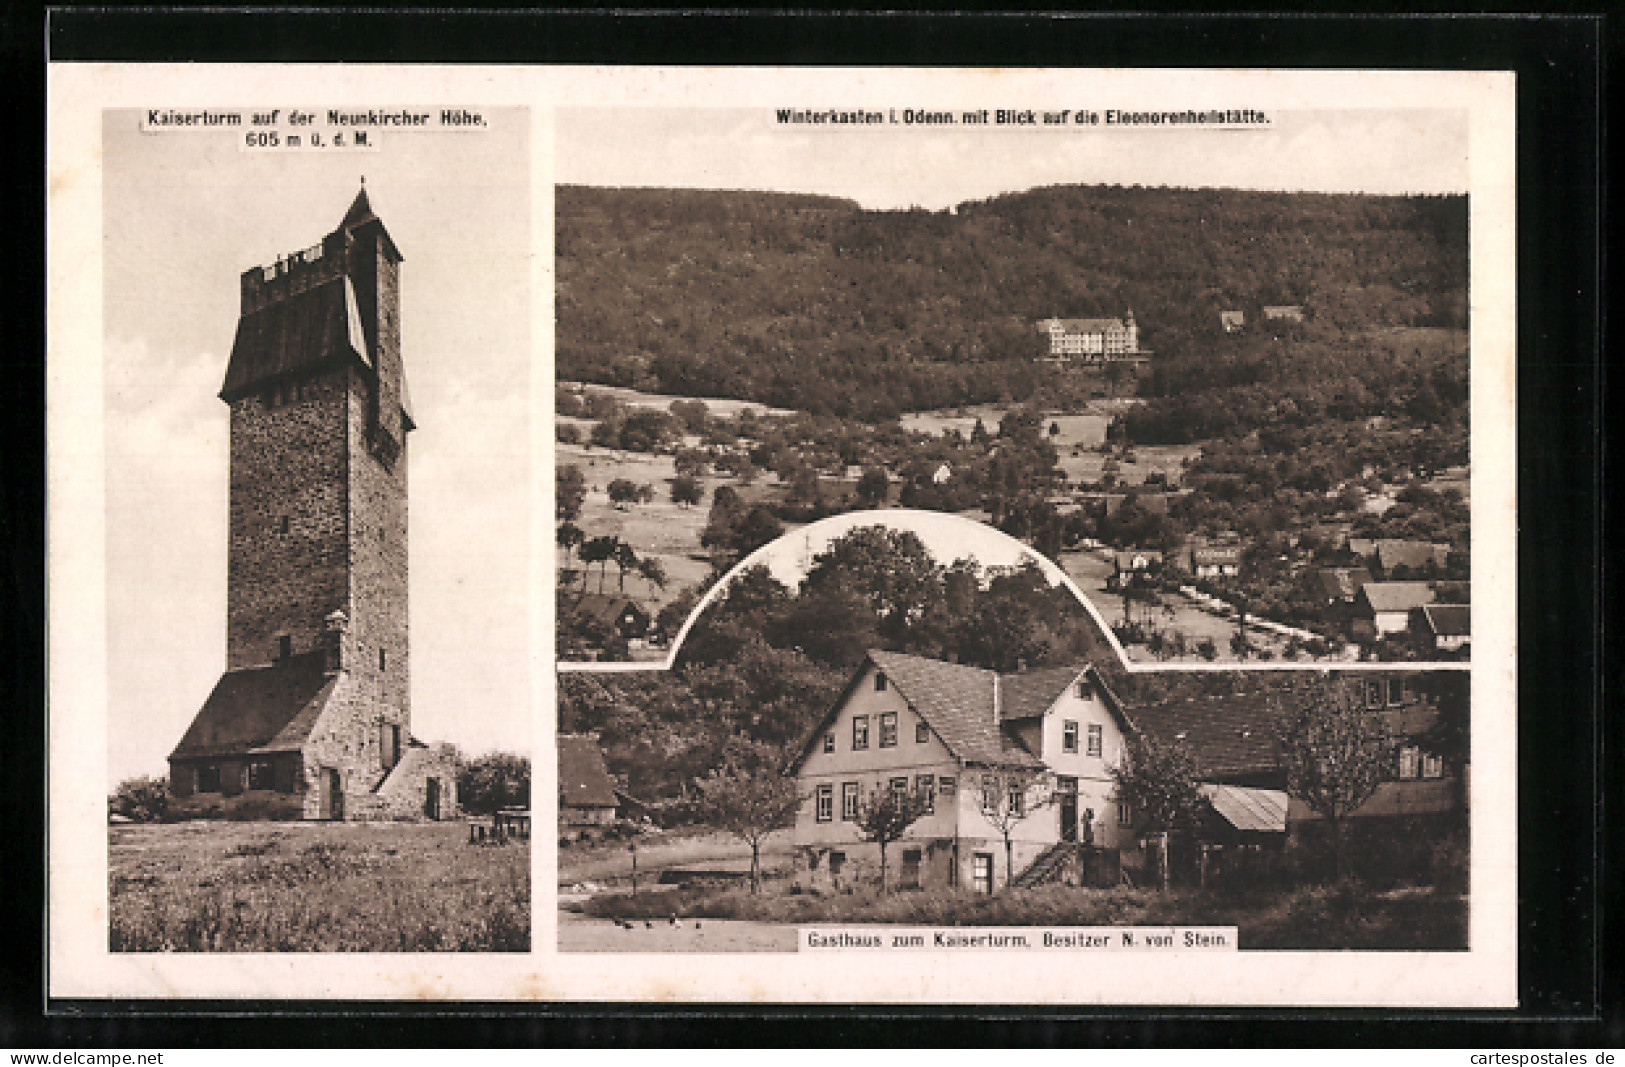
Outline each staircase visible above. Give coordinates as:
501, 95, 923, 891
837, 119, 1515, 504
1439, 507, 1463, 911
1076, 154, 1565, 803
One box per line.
1012, 842, 1086, 889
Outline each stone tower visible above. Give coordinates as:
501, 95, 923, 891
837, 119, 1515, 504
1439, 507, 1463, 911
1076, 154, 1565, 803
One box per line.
169, 186, 456, 820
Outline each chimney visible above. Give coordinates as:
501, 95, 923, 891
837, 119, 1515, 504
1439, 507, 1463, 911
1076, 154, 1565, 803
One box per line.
323, 609, 349, 671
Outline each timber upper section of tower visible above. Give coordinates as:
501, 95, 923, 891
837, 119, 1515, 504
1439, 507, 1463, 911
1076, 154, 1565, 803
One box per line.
221, 185, 414, 450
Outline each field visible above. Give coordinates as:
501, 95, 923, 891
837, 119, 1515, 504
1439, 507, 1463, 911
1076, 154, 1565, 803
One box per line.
110, 821, 530, 952
1053, 443, 1203, 489
561, 380, 798, 419
1057, 548, 1343, 664
558, 441, 720, 606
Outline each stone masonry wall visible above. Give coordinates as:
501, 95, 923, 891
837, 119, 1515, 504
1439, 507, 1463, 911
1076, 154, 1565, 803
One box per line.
345, 367, 410, 741
226, 376, 350, 670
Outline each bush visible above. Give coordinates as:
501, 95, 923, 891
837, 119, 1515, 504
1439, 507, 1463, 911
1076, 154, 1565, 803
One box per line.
457, 753, 530, 815
109, 775, 169, 823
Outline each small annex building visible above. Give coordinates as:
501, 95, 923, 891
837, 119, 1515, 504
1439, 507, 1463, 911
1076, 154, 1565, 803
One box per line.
558, 733, 621, 840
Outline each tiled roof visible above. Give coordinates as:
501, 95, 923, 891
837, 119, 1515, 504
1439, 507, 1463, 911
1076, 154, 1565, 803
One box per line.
558, 734, 619, 809
1421, 603, 1471, 637
1375, 540, 1450, 572
568, 593, 649, 630
1191, 546, 1242, 565
1125, 694, 1283, 779
220, 276, 370, 401
997, 665, 1087, 722
169, 653, 338, 760
868, 650, 1043, 768
1048, 317, 1128, 333
1199, 783, 1288, 833
1312, 566, 1373, 600
1359, 581, 1437, 613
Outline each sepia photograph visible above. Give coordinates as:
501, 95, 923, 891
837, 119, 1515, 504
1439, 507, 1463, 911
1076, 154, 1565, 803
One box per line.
550, 97, 1490, 965
554, 106, 1471, 669
98, 106, 533, 952
558, 512, 1469, 952
47, 62, 1518, 1006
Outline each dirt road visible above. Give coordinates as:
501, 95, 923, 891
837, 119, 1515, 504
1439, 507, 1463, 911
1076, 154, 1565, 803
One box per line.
557, 911, 797, 953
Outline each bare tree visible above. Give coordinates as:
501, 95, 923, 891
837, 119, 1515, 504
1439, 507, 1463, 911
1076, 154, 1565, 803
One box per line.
974, 765, 1055, 890
1275, 676, 1395, 883
852, 783, 932, 893
1110, 734, 1205, 891
694, 744, 803, 894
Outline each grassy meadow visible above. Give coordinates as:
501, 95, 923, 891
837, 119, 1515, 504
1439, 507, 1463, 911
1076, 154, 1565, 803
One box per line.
110, 821, 530, 952
576, 881, 1467, 952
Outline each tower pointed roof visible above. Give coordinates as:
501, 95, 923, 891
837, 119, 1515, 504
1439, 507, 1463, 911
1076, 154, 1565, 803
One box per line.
341, 184, 378, 229
339, 181, 401, 262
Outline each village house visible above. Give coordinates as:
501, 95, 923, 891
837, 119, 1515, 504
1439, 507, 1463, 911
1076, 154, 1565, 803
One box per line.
1309, 566, 1374, 605
1110, 548, 1164, 590
790, 650, 1463, 891
1220, 310, 1246, 334
1262, 304, 1306, 323
1035, 313, 1143, 363
1348, 538, 1452, 575
566, 593, 654, 645
167, 186, 457, 822
1183, 545, 1243, 579
1128, 675, 1463, 870
789, 650, 1137, 893
1351, 581, 1439, 640
1413, 603, 1471, 654
557, 733, 622, 841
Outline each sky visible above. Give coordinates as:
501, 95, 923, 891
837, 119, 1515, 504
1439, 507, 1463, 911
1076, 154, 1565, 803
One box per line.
102, 109, 531, 784
555, 107, 1469, 210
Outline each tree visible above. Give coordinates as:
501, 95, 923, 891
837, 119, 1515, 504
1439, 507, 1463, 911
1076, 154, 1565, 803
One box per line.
1110, 734, 1205, 891
607, 478, 646, 510
1275, 676, 1395, 882
636, 555, 669, 596
612, 541, 641, 592
109, 775, 169, 823
579, 535, 620, 593
557, 464, 587, 523
671, 473, 703, 508
852, 783, 933, 892
855, 465, 890, 508
694, 744, 803, 893
556, 521, 584, 583
974, 765, 1055, 890
457, 752, 531, 815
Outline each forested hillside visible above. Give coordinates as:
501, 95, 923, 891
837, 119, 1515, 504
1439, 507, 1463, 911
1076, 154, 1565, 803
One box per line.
557, 184, 1468, 420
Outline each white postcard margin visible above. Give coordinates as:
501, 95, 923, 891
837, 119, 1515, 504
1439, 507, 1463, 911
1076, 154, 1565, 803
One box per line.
48, 63, 1516, 1005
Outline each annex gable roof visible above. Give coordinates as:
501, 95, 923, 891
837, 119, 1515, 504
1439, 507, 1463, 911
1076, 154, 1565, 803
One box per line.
1199, 783, 1288, 833
169, 652, 339, 760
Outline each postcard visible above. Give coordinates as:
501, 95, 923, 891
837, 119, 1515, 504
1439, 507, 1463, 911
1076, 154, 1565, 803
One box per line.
49, 63, 1515, 1006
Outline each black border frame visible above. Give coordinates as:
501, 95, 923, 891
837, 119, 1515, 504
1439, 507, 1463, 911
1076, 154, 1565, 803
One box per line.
6, 7, 1608, 1047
